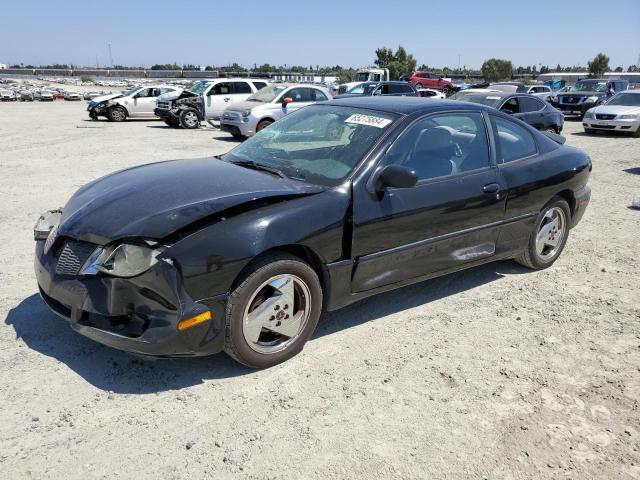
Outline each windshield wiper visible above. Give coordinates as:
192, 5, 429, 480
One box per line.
232, 160, 286, 178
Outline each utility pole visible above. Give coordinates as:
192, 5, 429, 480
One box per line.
107, 43, 114, 68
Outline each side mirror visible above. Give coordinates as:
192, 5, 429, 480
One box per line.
282, 97, 293, 107
377, 165, 418, 190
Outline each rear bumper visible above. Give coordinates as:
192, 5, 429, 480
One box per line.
571, 184, 591, 228
35, 240, 227, 357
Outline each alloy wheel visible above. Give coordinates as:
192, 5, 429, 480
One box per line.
535, 207, 566, 262
242, 274, 312, 354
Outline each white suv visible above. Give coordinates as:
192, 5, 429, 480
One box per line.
154, 78, 270, 128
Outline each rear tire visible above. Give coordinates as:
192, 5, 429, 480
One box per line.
415, 83, 423, 90
179, 108, 200, 129
443, 85, 453, 96
108, 106, 127, 122
515, 197, 571, 270
224, 253, 322, 369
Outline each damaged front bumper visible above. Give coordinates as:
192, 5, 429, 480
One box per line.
34, 233, 227, 357
87, 102, 108, 119
154, 107, 180, 122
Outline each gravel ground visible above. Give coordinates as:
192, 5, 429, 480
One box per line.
0, 101, 639, 480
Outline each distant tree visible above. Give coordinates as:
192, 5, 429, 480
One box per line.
481, 58, 513, 82
151, 63, 181, 70
614, 66, 623, 72
588, 53, 610, 77
628, 64, 639, 73
555, 64, 562, 72
374, 45, 417, 80
540, 65, 550, 74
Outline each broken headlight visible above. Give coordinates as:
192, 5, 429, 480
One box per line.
81, 242, 165, 278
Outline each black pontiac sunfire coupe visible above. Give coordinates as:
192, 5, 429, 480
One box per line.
35, 97, 591, 368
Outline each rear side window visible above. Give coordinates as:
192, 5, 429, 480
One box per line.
520, 96, 545, 112
284, 88, 313, 102
388, 83, 414, 94
491, 116, 537, 163
311, 89, 328, 101
252, 81, 268, 90
500, 97, 520, 114
232, 82, 252, 94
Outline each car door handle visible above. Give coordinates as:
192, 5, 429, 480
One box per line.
482, 183, 500, 194
224, 97, 230, 102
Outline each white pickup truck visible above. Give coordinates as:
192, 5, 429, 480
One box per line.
337, 68, 390, 94
154, 78, 270, 128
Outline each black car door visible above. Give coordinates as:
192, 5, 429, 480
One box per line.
350, 111, 507, 293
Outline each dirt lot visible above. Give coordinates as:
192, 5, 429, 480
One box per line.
0, 100, 639, 480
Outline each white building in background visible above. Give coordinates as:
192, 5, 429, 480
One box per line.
0, 64, 7, 70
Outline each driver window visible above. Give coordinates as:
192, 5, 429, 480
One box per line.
385, 112, 489, 182
500, 97, 519, 114
283, 88, 312, 102
135, 88, 151, 98
209, 83, 231, 95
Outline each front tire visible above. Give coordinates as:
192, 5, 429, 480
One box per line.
256, 119, 272, 132
224, 253, 322, 369
515, 197, 571, 270
179, 108, 200, 129
108, 106, 127, 122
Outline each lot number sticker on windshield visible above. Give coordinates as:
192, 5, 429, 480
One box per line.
345, 114, 392, 128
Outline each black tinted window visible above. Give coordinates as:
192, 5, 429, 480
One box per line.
209, 83, 231, 95
388, 83, 413, 94
232, 82, 252, 94
386, 112, 489, 181
312, 89, 328, 101
520, 96, 545, 112
491, 116, 537, 163
500, 97, 520, 114
252, 81, 267, 90
285, 88, 312, 102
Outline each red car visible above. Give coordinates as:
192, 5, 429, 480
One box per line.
405, 71, 453, 94
52, 90, 65, 100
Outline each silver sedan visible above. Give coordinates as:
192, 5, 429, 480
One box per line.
583, 90, 640, 136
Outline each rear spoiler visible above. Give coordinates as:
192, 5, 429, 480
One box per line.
541, 131, 566, 145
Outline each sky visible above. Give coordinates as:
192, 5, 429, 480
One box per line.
1, 0, 639, 70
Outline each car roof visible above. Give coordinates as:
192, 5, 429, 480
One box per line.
329, 96, 486, 115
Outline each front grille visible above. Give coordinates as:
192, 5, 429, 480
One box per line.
55, 240, 97, 276
222, 112, 239, 121
593, 125, 616, 129
560, 96, 585, 105
157, 101, 171, 110
595, 114, 616, 120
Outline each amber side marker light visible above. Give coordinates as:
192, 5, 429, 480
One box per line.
177, 311, 212, 331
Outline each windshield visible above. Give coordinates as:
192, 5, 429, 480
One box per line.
246, 84, 288, 102
459, 94, 503, 108
605, 92, 640, 107
187, 80, 213, 95
489, 84, 518, 93
347, 82, 377, 95
122, 87, 141, 97
572, 80, 607, 92
354, 72, 370, 82
224, 105, 397, 186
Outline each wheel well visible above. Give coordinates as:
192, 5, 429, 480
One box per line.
258, 117, 275, 126
111, 104, 128, 116
230, 245, 327, 296
555, 190, 576, 216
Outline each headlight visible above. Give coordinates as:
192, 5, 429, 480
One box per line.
241, 110, 252, 118
586, 96, 599, 103
583, 110, 595, 119
618, 113, 638, 120
81, 242, 165, 277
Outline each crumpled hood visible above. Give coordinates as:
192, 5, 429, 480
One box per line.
91, 92, 123, 103
157, 89, 184, 102
57, 157, 324, 245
